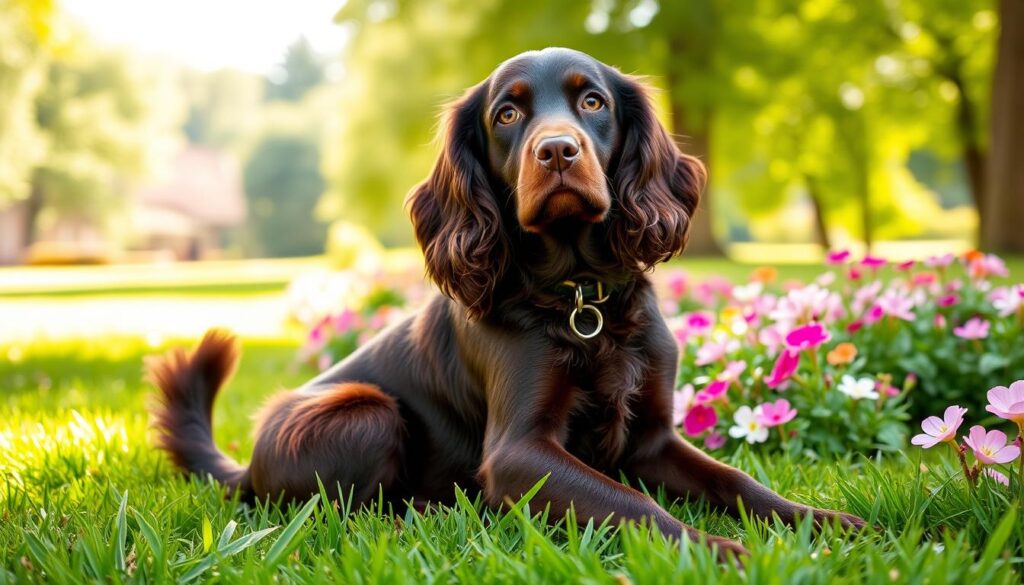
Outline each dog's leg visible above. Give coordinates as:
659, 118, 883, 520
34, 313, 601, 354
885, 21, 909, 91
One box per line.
248, 383, 404, 504
625, 431, 867, 530
479, 438, 750, 562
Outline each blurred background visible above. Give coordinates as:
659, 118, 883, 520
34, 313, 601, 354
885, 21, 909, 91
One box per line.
0, 0, 1021, 339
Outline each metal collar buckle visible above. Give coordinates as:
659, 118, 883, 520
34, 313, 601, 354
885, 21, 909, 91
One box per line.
561, 279, 609, 339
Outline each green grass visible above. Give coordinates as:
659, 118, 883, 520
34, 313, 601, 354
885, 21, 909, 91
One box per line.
1, 336, 1022, 583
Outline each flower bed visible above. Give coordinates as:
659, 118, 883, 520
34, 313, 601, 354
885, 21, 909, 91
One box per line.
292, 251, 1024, 458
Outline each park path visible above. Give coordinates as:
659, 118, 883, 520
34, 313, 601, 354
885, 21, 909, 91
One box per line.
0, 294, 290, 343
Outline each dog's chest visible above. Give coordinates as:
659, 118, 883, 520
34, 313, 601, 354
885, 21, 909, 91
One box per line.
561, 347, 648, 469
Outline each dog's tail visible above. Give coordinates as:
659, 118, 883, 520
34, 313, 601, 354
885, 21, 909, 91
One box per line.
146, 328, 251, 496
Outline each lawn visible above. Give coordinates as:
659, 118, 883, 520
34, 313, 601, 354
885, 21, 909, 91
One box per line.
0, 335, 1020, 583
2, 256, 1023, 583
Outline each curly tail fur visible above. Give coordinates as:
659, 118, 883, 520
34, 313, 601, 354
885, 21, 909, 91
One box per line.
146, 328, 251, 496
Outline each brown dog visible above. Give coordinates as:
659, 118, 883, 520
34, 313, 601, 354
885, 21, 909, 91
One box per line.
148, 48, 865, 560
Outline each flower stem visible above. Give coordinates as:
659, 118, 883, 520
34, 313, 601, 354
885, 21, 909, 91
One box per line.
951, 441, 975, 489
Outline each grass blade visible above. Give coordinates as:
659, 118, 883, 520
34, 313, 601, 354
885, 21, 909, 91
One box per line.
264, 494, 321, 567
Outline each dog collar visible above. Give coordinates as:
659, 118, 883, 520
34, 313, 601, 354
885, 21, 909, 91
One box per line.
555, 279, 609, 340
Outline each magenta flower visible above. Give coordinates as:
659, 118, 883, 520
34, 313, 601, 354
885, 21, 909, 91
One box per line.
683, 404, 718, 436
784, 322, 831, 351
704, 431, 727, 450
696, 379, 730, 403
846, 320, 864, 334
765, 349, 799, 389
911, 272, 937, 287
986, 381, 1024, 425
864, 304, 885, 325
847, 267, 863, 281
861, 255, 887, 269
757, 399, 797, 427
953, 317, 990, 340
963, 425, 1021, 465
684, 311, 714, 335
825, 249, 851, 265
910, 405, 967, 448
333, 308, 357, 332
937, 294, 959, 308
896, 259, 915, 271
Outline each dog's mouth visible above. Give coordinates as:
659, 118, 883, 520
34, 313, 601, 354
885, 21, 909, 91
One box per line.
520, 186, 610, 233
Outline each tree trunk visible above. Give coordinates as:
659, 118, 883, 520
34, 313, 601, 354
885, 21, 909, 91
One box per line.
670, 118, 721, 256
983, 0, 1024, 253
805, 176, 832, 250
22, 181, 43, 247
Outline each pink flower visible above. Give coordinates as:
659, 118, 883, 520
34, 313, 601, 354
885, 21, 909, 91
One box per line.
784, 322, 831, 351
934, 314, 947, 329
757, 399, 797, 427
683, 404, 718, 436
985, 380, 1024, 425
846, 320, 864, 334
953, 317, 990, 340
969, 254, 1009, 280
825, 249, 851, 265
695, 337, 739, 366
963, 425, 1021, 465
847, 267, 863, 281
876, 289, 915, 321
896, 259, 915, 271
861, 255, 887, 269
718, 361, 747, 382
666, 270, 688, 299
704, 431, 727, 450
696, 379, 730, 403
317, 353, 333, 372
990, 285, 1024, 317
984, 468, 1010, 486
864, 304, 885, 325
765, 349, 799, 389
937, 294, 959, 308
910, 405, 967, 448
911, 272, 937, 287
925, 253, 956, 268
672, 384, 695, 427
333, 308, 357, 332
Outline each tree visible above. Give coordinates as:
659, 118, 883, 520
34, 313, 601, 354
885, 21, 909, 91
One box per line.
23, 33, 181, 245
243, 130, 327, 257
982, 0, 1024, 253
0, 0, 52, 206
265, 37, 325, 102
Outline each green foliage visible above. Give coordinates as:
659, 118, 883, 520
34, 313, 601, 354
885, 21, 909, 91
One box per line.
243, 131, 328, 257
265, 37, 326, 103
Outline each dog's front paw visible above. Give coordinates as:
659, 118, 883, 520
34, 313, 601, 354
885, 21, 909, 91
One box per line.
704, 534, 750, 566
811, 508, 869, 531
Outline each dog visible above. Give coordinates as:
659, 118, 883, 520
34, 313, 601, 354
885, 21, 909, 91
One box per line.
148, 48, 865, 560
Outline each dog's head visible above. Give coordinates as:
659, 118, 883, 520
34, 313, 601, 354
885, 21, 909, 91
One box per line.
408, 48, 705, 318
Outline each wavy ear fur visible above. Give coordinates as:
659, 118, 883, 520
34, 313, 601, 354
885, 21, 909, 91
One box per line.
406, 83, 508, 320
608, 73, 706, 270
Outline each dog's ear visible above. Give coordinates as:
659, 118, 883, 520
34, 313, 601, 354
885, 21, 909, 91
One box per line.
406, 82, 508, 320
607, 72, 706, 270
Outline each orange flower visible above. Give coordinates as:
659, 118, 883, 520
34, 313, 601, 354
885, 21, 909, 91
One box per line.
751, 266, 778, 283
827, 342, 858, 366
964, 249, 984, 263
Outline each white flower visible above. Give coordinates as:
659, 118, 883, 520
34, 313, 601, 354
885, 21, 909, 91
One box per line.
838, 375, 879, 400
728, 406, 768, 444
731, 282, 764, 303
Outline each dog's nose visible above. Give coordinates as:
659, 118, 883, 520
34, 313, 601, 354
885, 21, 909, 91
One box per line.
534, 135, 580, 171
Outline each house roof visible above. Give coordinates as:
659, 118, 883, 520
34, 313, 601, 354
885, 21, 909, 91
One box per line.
133, 146, 246, 228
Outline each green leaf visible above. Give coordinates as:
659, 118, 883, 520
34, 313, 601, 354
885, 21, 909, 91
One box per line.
114, 490, 128, 571
264, 494, 321, 567
978, 353, 1010, 375
202, 515, 212, 554
132, 510, 163, 561
979, 503, 1017, 567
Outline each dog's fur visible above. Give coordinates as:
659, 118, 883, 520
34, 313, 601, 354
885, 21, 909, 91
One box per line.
148, 48, 865, 560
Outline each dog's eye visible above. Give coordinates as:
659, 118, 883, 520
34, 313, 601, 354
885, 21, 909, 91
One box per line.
580, 93, 605, 112
497, 106, 521, 125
